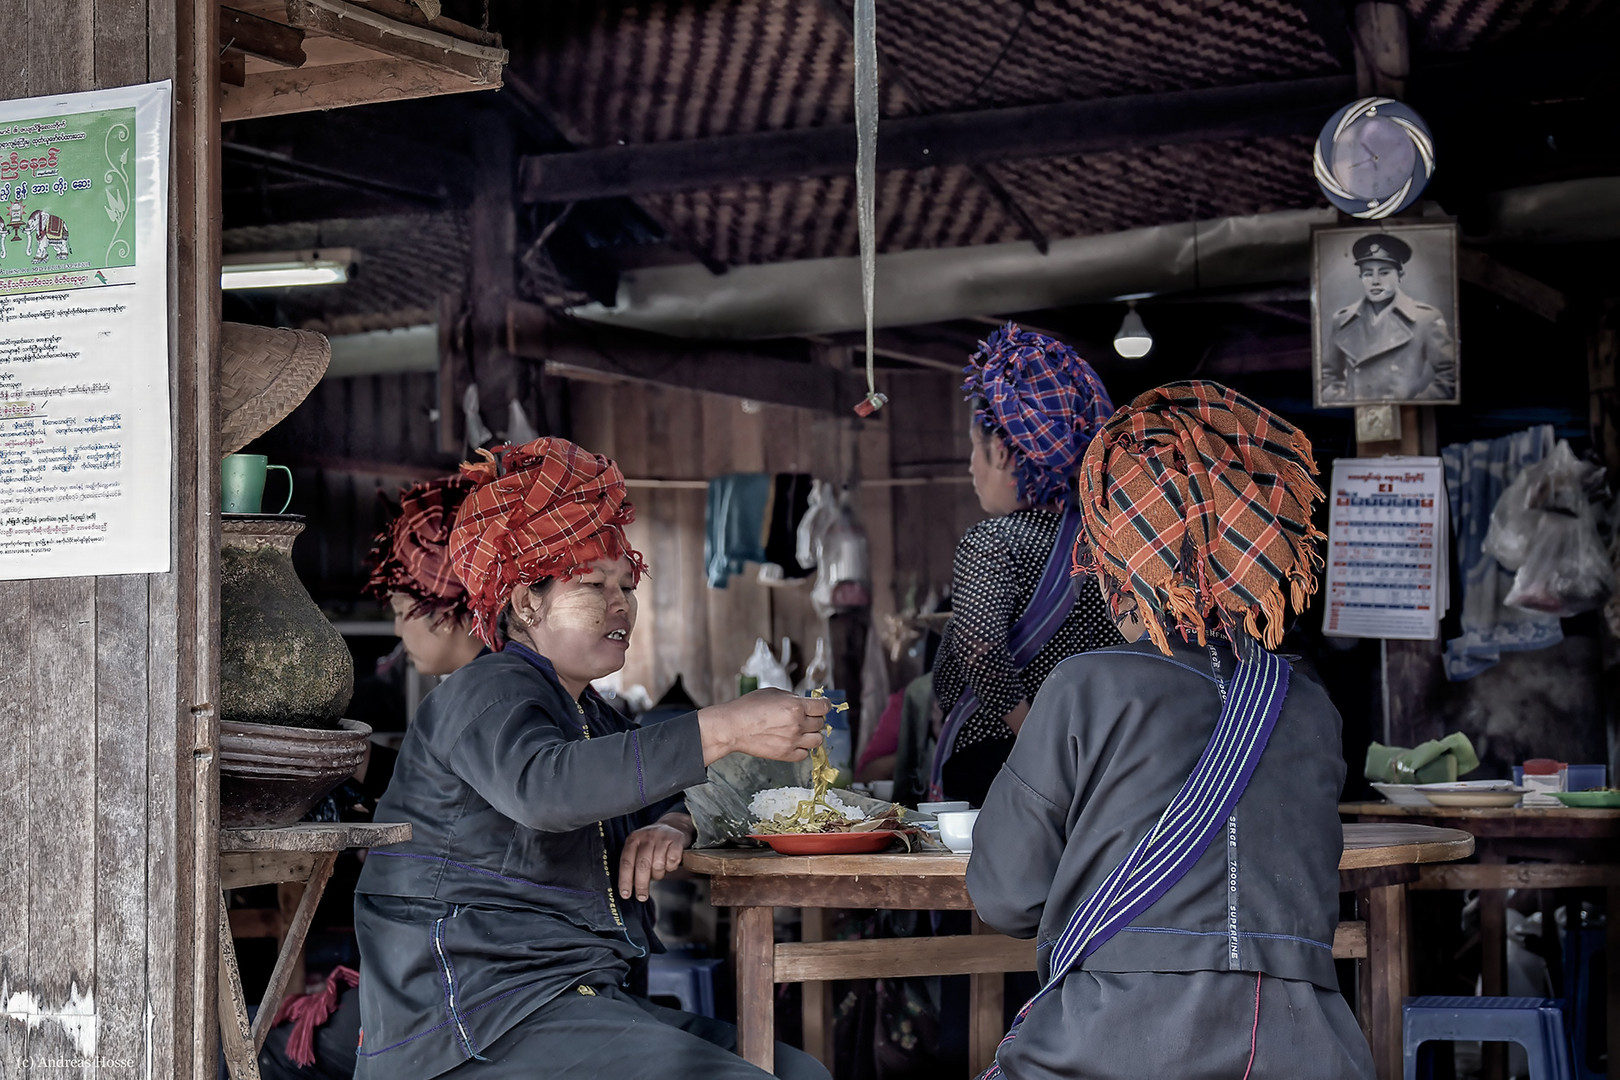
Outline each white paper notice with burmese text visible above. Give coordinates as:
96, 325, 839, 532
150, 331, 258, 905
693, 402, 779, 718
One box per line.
0, 81, 172, 579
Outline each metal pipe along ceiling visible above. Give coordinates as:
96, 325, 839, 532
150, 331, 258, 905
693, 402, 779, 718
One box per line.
565, 178, 1620, 340
565, 208, 1333, 339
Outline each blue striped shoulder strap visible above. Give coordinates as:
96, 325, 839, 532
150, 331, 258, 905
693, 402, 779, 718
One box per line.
979, 646, 1291, 1080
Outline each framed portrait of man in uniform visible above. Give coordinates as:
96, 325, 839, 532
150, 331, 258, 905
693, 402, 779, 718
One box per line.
1312, 221, 1460, 408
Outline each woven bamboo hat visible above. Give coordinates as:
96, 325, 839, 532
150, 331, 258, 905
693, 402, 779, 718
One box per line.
220, 323, 330, 456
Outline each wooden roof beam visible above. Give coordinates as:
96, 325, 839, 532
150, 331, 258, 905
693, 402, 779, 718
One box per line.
508, 301, 868, 414
220, 7, 307, 68
519, 75, 1355, 203
283, 0, 507, 84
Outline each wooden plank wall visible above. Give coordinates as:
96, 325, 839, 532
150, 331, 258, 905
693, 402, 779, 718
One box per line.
883, 372, 986, 608
567, 371, 980, 714
252, 370, 458, 607
0, 3, 218, 1079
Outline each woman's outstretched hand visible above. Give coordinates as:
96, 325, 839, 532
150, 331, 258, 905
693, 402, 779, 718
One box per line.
696, 689, 829, 766
618, 812, 695, 902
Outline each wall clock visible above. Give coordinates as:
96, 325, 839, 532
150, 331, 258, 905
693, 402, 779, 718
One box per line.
1313, 97, 1435, 219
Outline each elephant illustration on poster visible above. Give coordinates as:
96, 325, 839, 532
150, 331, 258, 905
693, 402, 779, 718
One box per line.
25, 209, 71, 261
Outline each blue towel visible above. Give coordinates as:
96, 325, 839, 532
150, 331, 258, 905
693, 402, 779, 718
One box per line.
1442, 425, 1561, 680
705, 473, 772, 588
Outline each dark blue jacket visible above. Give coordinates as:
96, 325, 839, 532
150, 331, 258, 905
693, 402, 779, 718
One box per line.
354, 646, 706, 1078
968, 637, 1346, 990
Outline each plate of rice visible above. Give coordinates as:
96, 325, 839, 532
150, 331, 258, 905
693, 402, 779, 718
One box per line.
746, 786, 910, 854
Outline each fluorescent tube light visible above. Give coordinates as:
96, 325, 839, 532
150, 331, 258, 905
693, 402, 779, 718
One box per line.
222, 248, 357, 291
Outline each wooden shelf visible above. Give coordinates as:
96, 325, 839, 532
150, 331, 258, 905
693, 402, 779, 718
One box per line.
220, 0, 506, 122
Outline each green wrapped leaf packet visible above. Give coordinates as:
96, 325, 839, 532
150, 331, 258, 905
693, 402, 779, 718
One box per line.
1365, 733, 1481, 785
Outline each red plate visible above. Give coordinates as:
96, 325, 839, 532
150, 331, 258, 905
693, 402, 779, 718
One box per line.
747, 830, 908, 855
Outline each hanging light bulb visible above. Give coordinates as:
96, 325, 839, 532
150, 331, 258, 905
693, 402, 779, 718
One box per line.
1113, 301, 1153, 359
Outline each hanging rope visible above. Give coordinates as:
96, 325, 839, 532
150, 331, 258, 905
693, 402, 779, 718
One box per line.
851, 0, 887, 417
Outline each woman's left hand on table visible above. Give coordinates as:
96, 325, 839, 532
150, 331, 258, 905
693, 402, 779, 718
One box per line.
619, 813, 696, 901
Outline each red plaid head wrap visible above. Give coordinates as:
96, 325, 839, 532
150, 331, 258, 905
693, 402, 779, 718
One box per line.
1074, 381, 1325, 657
449, 437, 646, 647
364, 474, 477, 627
962, 322, 1114, 505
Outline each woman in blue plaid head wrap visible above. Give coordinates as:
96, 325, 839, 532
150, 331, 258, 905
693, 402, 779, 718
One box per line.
928, 323, 1122, 806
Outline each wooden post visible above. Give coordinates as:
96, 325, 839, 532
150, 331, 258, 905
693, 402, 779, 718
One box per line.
467, 112, 541, 443
1353, 3, 1408, 99
733, 905, 778, 1072
0, 4, 218, 1080
1348, 0, 1448, 751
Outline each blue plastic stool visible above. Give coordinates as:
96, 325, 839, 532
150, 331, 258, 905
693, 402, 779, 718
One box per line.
1563, 917, 1605, 1080
1403, 996, 1574, 1080
647, 952, 723, 1018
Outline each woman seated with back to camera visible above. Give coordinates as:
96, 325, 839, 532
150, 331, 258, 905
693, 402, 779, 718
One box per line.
353, 437, 832, 1080
968, 382, 1374, 1080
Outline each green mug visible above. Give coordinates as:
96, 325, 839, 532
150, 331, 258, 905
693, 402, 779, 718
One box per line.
221, 453, 293, 514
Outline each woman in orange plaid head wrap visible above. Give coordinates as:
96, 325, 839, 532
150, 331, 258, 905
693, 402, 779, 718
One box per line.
353, 437, 833, 1080
966, 385, 1372, 1080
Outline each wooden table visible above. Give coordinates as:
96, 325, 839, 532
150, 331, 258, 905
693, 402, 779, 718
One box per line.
1343, 801, 1620, 1080
217, 822, 411, 1080
684, 822, 1472, 1079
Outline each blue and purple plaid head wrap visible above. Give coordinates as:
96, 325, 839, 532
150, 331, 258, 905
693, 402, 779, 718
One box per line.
963, 322, 1114, 506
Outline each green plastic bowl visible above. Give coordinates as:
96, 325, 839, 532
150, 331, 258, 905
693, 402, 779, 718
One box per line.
1552, 790, 1620, 809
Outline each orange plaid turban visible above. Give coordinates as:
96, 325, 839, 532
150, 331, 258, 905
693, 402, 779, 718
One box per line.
364, 474, 476, 626
1074, 381, 1324, 656
449, 437, 646, 647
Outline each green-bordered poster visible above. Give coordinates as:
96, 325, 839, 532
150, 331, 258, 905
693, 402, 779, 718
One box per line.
0, 105, 140, 294
0, 81, 171, 579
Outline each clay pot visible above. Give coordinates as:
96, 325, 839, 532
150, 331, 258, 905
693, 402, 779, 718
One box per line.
219, 718, 371, 827
220, 515, 354, 729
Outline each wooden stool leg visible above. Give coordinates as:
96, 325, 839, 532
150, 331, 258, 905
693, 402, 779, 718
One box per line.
800, 909, 835, 1068
1363, 882, 1409, 1080
217, 891, 263, 1080
250, 851, 337, 1053
277, 880, 308, 1002
734, 905, 776, 1073
969, 915, 1006, 1077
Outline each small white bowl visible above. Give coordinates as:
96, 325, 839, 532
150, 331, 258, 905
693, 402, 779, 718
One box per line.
866, 780, 895, 802
936, 809, 979, 853
918, 800, 970, 816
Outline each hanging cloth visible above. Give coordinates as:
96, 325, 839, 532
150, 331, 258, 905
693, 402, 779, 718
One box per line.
928, 505, 1083, 800
979, 647, 1291, 1080
1441, 425, 1560, 679
705, 473, 773, 588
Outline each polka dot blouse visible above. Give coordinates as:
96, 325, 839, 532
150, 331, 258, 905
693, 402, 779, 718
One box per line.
932, 508, 1124, 751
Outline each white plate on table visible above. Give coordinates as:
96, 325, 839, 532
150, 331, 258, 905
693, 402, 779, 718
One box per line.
1412, 781, 1531, 808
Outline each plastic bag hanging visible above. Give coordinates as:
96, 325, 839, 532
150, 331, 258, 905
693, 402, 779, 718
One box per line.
812, 493, 873, 616
851, 0, 887, 417
740, 637, 793, 691
1492, 441, 1615, 618
794, 636, 833, 695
